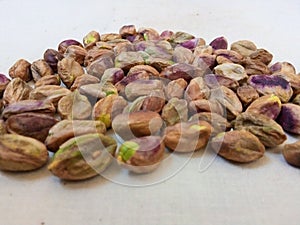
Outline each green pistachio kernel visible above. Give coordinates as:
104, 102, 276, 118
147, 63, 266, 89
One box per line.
119, 141, 139, 162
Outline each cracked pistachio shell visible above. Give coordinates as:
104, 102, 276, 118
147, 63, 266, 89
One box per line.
48, 133, 116, 181
45, 120, 106, 152
277, 103, 300, 134
112, 111, 163, 140
184, 77, 210, 102
116, 136, 164, 174
236, 85, 259, 107
5, 113, 58, 142
31, 59, 54, 82
246, 94, 281, 119
92, 95, 128, 128
248, 75, 293, 103
163, 121, 212, 152
165, 78, 187, 100
161, 98, 188, 126
233, 112, 286, 148
0, 134, 48, 171
8, 59, 32, 82
283, 141, 300, 167
57, 90, 92, 120
230, 40, 257, 57
214, 63, 248, 83
211, 130, 265, 163
3, 77, 32, 105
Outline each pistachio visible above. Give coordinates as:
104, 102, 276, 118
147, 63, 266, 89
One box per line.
70, 73, 100, 91
3, 78, 32, 105
188, 99, 225, 116
58, 39, 83, 54
163, 121, 212, 152
282, 141, 300, 167
214, 63, 248, 83
5, 113, 58, 142
277, 103, 300, 134
84, 48, 114, 67
83, 30, 100, 48
164, 78, 187, 100
79, 82, 117, 99
64, 45, 87, 65
8, 59, 32, 82
236, 85, 259, 107
100, 68, 124, 85
270, 62, 296, 75
233, 112, 286, 148
31, 59, 54, 81
86, 56, 114, 79
141, 91, 166, 113
230, 40, 257, 57
115, 71, 149, 95
194, 45, 213, 56
204, 74, 239, 91
192, 53, 216, 70
214, 49, 244, 64
171, 31, 195, 44
48, 133, 117, 180
115, 51, 144, 72
184, 76, 210, 102
246, 94, 281, 120
127, 65, 160, 77
173, 46, 194, 64
43, 49, 64, 73
209, 36, 228, 50
0, 74, 10, 96
138, 27, 160, 41
0, 134, 48, 171
211, 130, 265, 163
45, 120, 107, 152
35, 74, 61, 87
100, 33, 121, 42
116, 136, 164, 174
249, 48, 273, 65
160, 63, 203, 82
119, 25, 137, 38
161, 98, 188, 126
57, 90, 92, 120
242, 58, 271, 75
112, 111, 163, 140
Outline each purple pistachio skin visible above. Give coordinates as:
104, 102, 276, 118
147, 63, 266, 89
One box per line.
277, 103, 300, 134
58, 39, 83, 54
180, 38, 200, 50
209, 37, 228, 50
43, 49, 64, 72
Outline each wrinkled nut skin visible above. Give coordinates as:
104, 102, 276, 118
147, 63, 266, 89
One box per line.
58, 39, 83, 54
115, 51, 144, 72
35, 74, 61, 87
277, 103, 300, 134
112, 111, 163, 140
214, 49, 244, 64
211, 130, 265, 163
9, 59, 32, 82
248, 75, 293, 103
242, 58, 271, 75
1, 99, 56, 119
163, 120, 212, 152
128, 65, 160, 77
246, 94, 281, 120
270, 62, 296, 76
116, 136, 165, 174
31, 59, 54, 82
43, 49, 64, 73
45, 120, 107, 152
92, 95, 128, 128
64, 45, 87, 65
101, 68, 124, 85
249, 48, 273, 65
188, 99, 225, 116
57, 90, 92, 120
230, 40, 257, 57
84, 48, 114, 67
204, 74, 239, 91
209, 36, 228, 50
83, 30, 100, 49
86, 56, 114, 79
165, 78, 187, 100
161, 98, 188, 126
184, 77, 210, 102
48, 133, 117, 181
5, 113, 58, 142
214, 63, 248, 83
0, 134, 48, 172
141, 94, 165, 113
70, 74, 100, 91
237, 85, 259, 107
160, 63, 203, 82
283, 141, 300, 167
3, 78, 32, 105
233, 112, 287, 148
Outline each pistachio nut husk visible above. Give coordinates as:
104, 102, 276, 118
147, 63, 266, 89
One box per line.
214, 63, 248, 83
8, 59, 32, 82
92, 95, 128, 128
277, 103, 300, 134
163, 120, 212, 152
116, 136, 165, 174
48, 133, 117, 181
0, 134, 48, 171
233, 112, 287, 148
45, 119, 106, 152
246, 94, 281, 120
161, 98, 188, 126
112, 111, 163, 140
282, 141, 300, 167
248, 75, 293, 103
3, 77, 32, 105
230, 40, 257, 57
57, 90, 92, 120
237, 85, 259, 107
1, 99, 56, 119
35, 74, 61, 87
184, 76, 210, 102
164, 78, 187, 100
5, 113, 58, 142
210, 130, 265, 163
189, 112, 231, 136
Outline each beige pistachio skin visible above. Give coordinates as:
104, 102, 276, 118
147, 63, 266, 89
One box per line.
283, 141, 300, 167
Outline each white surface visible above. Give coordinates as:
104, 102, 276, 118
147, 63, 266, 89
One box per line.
1, 0, 300, 225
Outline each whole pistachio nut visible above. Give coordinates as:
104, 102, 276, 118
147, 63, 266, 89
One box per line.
184, 76, 210, 102
163, 120, 212, 152
192, 53, 216, 70
189, 112, 231, 136
141, 91, 166, 113
0, 74, 10, 96
83, 30, 100, 48
43, 49, 64, 73
194, 45, 214, 56
248, 75, 293, 103
3, 77, 32, 105
86, 56, 114, 79
115, 51, 145, 72
114, 42, 135, 56
214, 63, 248, 83
35, 74, 61, 87
119, 25, 137, 38
0, 119, 7, 135
230, 40, 257, 57
57, 90, 92, 120
70, 73, 100, 91
282, 141, 300, 167
246, 94, 281, 119
127, 65, 160, 77
270, 62, 296, 75
31, 59, 54, 82
233, 112, 287, 148
209, 36, 228, 50
116, 136, 165, 174
236, 85, 259, 107
64, 45, 87, 65
211, 130, 265, 163
112, 111, 163, 140
0, 134, 48, 171
48, 133, 117, 181
214, 49, 244, 64
188, 99, 225, 116
173, 46, 194, 64
84, 48, 114, 67
45, 119, 106, 152
249, 48, 273, 65
138, 27, 160, 41
79, 82, 118, 100
164, 78, 187, 100
146, 56, 174, 72
161, 98, 188, 126
100, 68, 124, 85
58, 39, 83, 54
171, 31, 195, 44
242, 58, 271, 75
1, 99, 56, 119
204, 74, 239, 91
29, 85, 71, 106
277, 103, 300, 134
5, 113, 58, 142
57, 57, 84, 88
92, 95, 128, 128
8, 59, 32, 82
160, 30, 174, 41
144, 40, 173, 59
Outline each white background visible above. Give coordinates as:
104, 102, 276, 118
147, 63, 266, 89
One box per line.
0, 0, 300, 225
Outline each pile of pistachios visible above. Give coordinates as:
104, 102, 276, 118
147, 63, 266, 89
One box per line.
0, 25, 300, 181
